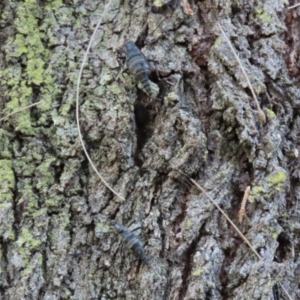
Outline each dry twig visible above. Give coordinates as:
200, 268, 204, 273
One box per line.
287, 3, 300, 9
238, 186, 251, 223
76, 0, 125, 202
217, 23, 266, 124
189, 178, 261, 259
188, 178, 293, 300
0, 100, 42, 122
182, 0, 194, 15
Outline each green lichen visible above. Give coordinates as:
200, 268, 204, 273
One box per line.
107, 84, 122, 95
233, 0, 240, 7
45, 0, 63, 11
59, 100, 73, 117
153, 0, 163, 7
122, 72, 135, 87
221, 170, 229, 177
14, 6, 40, 35
23, 263, 35, 278
193, 269, 204, 276
186, 220, 193, 228
0, 202, 15, 241
16, 228, 42, 250
100, 67, 113, 85
214, 37, 223, 49
36, 156, 56, 193
32, 208, 47, 219
265, 108, 276, 120
9, 81, 32, 102
0, 130, 12, 158
17, 180, 39, 217
94, 86, 106, 98
1, 10, 9, 21
96, 222, 106, 230
254, 85, 263, 95
16, 114, 36, 135
14, 158, 36, 177
267, 170, 287, 192
96, 221, 111, 234
17, 247, 30, 265
11, 34, 28, 56
0, 160, 15, 192
1, 0, 55, 133
256, 9, 272, 23
49, 212, 71, 247
26, 58, 45, 85
45, 194, 64, 209
268, 171, 287, 185
248, 186, 266, 202
57, 211, 70, 231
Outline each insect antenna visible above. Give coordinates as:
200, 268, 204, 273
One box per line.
176, 170, 196, 189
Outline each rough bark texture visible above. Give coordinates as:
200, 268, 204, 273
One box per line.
0, 0, 299, 299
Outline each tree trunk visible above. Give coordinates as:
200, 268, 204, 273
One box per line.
0, 0, 299, 299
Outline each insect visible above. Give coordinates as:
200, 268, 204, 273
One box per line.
113, 221, 150, 266
123, 41, 153, 98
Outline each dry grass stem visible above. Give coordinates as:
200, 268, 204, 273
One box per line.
189, 178, 261, 259
182, 0, 194, 15
76, 0, 125, 202
217, 23, 266, 124
288, 3, 300, 9
278, 282, 294, 300
189, 178, 294, 300
238, 186, 251, 223
0, 100, 42, 122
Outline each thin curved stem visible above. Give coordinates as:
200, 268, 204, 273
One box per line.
76, 0, 125, 201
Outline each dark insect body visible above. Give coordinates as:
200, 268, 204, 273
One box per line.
124, 41, 153, 98
113, 221, 150, 266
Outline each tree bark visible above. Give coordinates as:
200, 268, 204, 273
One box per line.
0, 0, 299, 299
